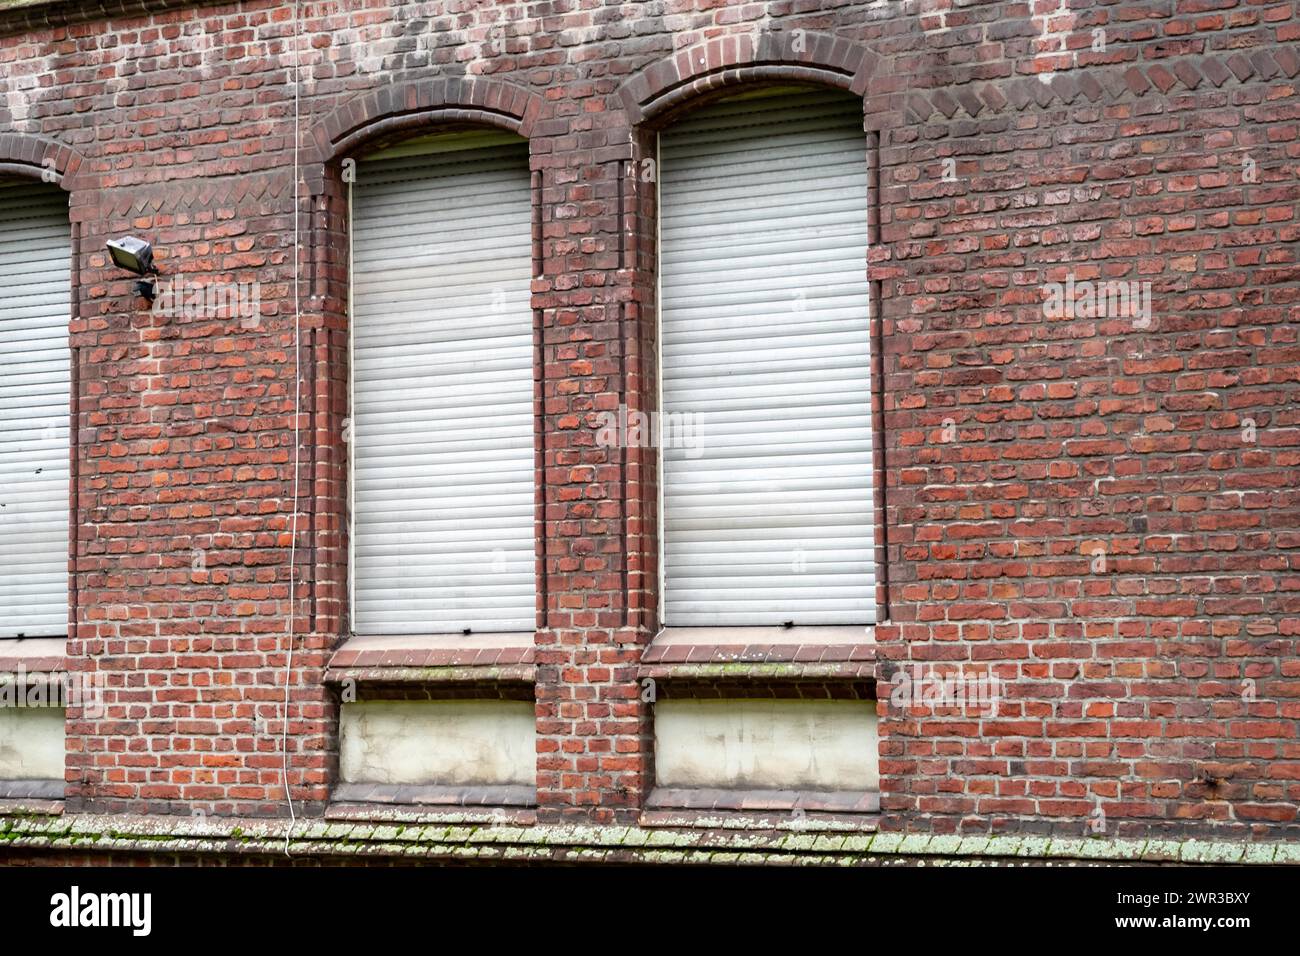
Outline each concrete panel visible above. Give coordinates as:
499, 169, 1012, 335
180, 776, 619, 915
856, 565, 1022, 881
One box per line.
655, 699, 878, 791
0, 706, 65, 780
340, 700, 535, 787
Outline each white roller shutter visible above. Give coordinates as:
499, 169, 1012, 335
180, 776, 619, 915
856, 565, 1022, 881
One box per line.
658, 89, 876, 626
0, 185, 71, 638
351, 132, 535, 634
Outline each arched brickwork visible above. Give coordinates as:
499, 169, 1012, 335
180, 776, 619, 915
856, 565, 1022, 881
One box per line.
617, 29, 878, 126
310, 76, 545, 168
0, 133, 85, 189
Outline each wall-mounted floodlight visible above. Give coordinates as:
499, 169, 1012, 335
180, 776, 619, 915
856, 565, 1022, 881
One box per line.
105, 236, 159, 301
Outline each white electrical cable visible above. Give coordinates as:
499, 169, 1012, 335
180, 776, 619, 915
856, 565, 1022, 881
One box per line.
281, 0, 302, 856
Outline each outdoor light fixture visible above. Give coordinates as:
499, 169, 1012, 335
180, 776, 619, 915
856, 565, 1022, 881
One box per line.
105, 236, 159, 301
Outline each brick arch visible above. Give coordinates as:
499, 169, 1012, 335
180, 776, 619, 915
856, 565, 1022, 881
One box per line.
617, 29, 878, 125
0, 132, 85, 189
309, 76, 546, 169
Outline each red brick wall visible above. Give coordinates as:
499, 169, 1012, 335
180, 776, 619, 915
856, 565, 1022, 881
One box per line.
0, 0, 1296, 838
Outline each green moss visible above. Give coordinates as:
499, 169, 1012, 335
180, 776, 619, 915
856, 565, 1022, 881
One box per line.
1, 810, 1298, 867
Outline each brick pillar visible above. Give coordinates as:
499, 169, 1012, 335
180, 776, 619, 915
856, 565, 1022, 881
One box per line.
533, 114, 658, 823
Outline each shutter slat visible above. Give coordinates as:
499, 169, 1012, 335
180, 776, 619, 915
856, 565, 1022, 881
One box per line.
659, 91, 876, 627
352, 138, 535, 635
0, 185, 69, 638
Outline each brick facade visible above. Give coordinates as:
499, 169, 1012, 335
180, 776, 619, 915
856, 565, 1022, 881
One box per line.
0, 0, 1298, 861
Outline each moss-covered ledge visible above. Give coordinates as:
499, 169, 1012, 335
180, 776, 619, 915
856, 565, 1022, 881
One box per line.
638, 661, 875, 682
1, 812, 1298, 865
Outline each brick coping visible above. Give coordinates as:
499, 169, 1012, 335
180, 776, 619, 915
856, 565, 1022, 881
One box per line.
1, 812, 1296, 866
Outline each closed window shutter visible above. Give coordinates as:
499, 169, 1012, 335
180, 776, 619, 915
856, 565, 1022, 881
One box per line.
0, 186, 71, 638
658, 90, 876, 626
351, 133, 535, 634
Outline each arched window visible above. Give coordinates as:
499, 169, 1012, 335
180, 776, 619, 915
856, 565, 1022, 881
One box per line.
348, 129, 535, 635
0, 181, 71, 639
657, 87, 876, 627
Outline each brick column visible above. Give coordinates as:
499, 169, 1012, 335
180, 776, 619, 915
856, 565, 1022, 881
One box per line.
533, 109, 658, 822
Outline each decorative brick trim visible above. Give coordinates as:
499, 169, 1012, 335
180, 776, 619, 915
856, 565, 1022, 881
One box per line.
617, 29, 878, 125
309, 77, 546, 172
86, 171, 292, 219
0, 132, 84, 189
901, 48, 1300, 123
619, 36, 1300, 133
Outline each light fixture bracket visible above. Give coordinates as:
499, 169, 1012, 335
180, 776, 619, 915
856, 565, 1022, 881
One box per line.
105, 236, 157, 278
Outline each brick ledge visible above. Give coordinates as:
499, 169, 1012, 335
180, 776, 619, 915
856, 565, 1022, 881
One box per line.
324, 663, 536, 686
324, 633, 536, 685
645, 625, 873, 663
2, 812, 1297, 866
